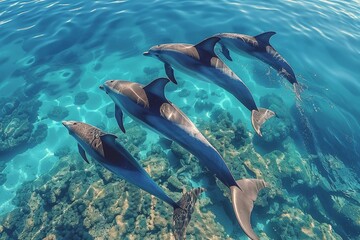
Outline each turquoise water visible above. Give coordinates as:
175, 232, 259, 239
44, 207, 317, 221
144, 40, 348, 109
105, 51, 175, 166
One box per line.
0, 0, 359, 239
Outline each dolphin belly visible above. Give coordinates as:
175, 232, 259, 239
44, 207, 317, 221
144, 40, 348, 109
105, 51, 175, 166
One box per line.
168, 55, 214, 84
199, 66, 257, 111
167, 53, 258, 112
145, 115, 237, 188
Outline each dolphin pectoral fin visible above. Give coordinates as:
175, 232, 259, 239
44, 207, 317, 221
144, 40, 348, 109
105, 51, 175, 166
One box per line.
254, 31, 276, 45
220, 43, 232, 61
173, 188, 205, 240
251, 108, 276, 137
115, 105, 126, 133
230, 179, 267, 240
194, 36, 220, 55
143, 78, 170, 101
165, 63, 177, 84
78, 144, 89, 164
100, 133, 117, 143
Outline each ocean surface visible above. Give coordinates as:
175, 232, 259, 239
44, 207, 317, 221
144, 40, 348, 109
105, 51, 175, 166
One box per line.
0, 0, 359, 239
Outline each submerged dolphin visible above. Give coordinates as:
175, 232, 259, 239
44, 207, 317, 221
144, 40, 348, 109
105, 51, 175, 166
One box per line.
100, 78, 267, 240
143, 37, 275, 136
214, 32, 300, 98
62, 120, 203, 240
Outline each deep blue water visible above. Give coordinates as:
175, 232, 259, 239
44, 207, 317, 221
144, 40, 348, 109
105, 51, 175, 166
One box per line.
0, 0, 359, 239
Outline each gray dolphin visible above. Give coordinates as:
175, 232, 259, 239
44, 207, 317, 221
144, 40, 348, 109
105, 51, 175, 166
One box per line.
143, 37, 275, 136
214, 32, 300, 98
62, 120, 204, 240
100, 78, 267, 240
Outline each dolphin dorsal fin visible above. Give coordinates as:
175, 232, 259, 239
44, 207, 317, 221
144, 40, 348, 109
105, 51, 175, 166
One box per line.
143, 78, 170, 100
194, 36, 220, 55
99, 134, 118, 159
254, 31, 276, 45
100, 133, 117, 143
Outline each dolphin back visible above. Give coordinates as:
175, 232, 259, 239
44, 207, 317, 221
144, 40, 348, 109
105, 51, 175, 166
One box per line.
99, 135, 178, 207
230, 179, 267, 240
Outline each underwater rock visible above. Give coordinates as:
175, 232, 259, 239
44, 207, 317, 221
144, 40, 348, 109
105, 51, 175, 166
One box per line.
54, 146, 71, 159
178, 89, 191, 98
167, 175, 184, 191
43, 234, 57, 240
252, 63, 281, 89
198, 108, 248, 154
0, 103, 349, 239
47, 106, 69, 122
330, 195, 360, 235
170, 141, 191, 164
143, 146, 170, 181
0, 94, 45, 155
253, 94, 293, 149
143, 66, 160, 80
1, 101, 19, 115
195, 89, 208, 100
123, 122, 147, 148
194, 100, 214, 113
1, 118, 32, 151
105, 104, 114, 118
28, 123, 48, 147
17, 60, 83, 97
267, 206, 341, 240
74, 92, 89, 105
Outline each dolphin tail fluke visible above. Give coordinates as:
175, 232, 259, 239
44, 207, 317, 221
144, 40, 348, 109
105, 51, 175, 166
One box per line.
230, 179, 267, 240
173, 188, 205, 240
251, 108, 276, 137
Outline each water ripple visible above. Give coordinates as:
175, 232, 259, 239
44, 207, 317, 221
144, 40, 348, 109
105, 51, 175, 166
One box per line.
0, 1, 359, 235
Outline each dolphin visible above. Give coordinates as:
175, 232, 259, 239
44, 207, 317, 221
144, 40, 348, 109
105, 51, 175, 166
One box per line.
143, 37, 275, 136
62, 120, 203, 240
214, 32, 300, 98
100, 78, 267, 240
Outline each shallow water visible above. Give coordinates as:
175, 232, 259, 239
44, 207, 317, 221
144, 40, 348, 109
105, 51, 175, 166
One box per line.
0, 0, 359, 239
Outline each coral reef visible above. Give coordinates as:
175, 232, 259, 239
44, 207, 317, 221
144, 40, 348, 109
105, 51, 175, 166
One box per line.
195, 90, 208, 100
253, 94, 294, 149
0, 136, 226, 239
105, 104, 114, 118
47, 106, 69, 122
194, 100, 214, 113
74, 92, 89, 105
141, 67, 160, 83
0, 105, 356, 240
0, 94, 47, 155
178, 89, 191, 98
267, 205, 341, 239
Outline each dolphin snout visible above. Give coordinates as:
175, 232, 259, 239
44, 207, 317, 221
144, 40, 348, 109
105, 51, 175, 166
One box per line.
99, 85, 104, 90
143, 51, 150, 56
62, 121, 70, 127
